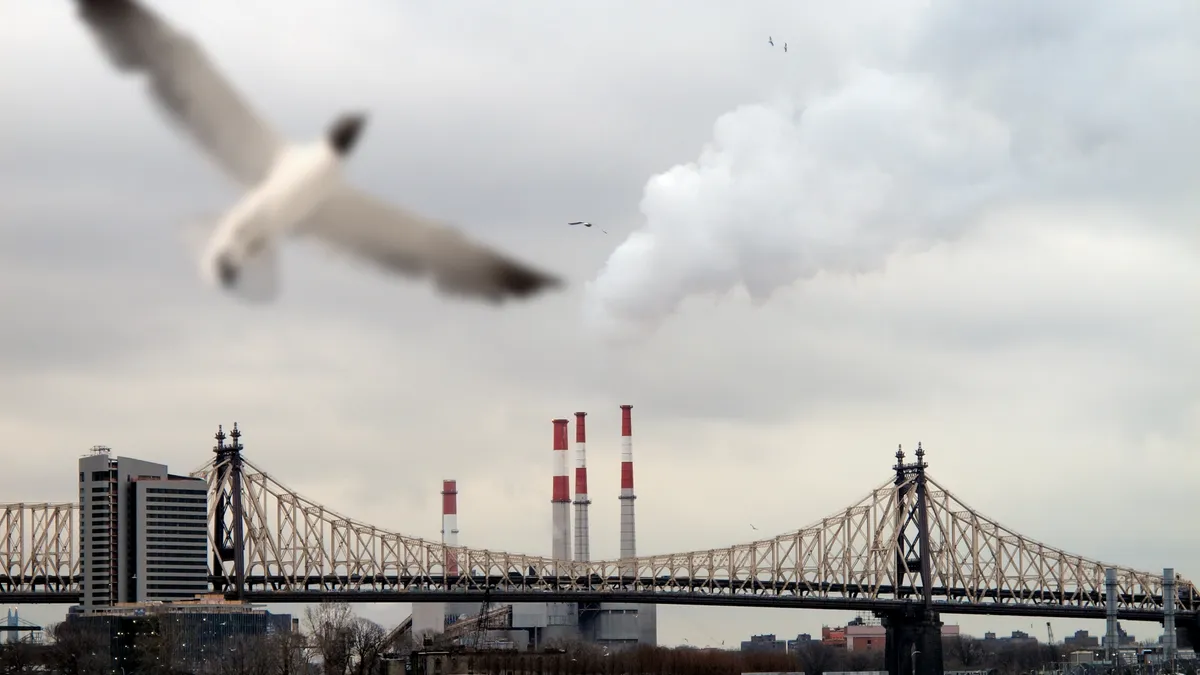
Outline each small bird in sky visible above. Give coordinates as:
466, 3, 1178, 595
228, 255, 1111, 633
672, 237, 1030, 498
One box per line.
750, 523, 758, 531
568, 221, 607, 234
768, 36, 774, 46
72, 0, 563, 305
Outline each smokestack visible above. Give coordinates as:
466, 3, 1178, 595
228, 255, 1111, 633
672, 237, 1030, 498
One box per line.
573, 412, 591, 562
1105, 567, 1119, 665
442, 479, 458, 576
552, 419, 572, 562
619, 405, 636, 559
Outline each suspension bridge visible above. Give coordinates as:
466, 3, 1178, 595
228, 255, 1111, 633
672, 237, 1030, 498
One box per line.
0, 424, 1195, 674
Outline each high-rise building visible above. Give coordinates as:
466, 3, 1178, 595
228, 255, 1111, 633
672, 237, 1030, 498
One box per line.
79, 447, 209, 611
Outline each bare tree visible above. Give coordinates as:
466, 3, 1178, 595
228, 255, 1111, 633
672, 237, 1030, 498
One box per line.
200, 634, 275, 675
347, 618, 387, 675
947, 634, 987, 669
794, 640, 843, 675
45, 620, 111, 675
266, 631, 312, 675
134, 613, 191, 674
0, 642, 36, 674
305, 602, 356, 675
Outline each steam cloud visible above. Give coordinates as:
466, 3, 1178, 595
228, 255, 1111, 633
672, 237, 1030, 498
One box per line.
583, 1, 1200, 341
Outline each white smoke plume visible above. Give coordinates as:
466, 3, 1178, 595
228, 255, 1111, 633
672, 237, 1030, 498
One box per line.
583, 1, 1200, 341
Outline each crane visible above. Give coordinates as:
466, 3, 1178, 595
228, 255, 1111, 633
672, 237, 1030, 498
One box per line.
470, 587, 492, 649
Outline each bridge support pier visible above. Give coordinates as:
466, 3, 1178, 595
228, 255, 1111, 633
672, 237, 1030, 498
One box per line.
1177, 613, 1200, 652
878, 607, 944, 675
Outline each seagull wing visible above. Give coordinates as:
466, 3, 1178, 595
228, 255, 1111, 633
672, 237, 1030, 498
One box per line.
74, 0, 285, 186
299, 186, 564, 303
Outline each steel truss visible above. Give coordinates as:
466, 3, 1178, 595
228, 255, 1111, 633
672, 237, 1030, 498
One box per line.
0, 503, 77, 595
0, 433, 1195, 621
188, 438, 1198, 619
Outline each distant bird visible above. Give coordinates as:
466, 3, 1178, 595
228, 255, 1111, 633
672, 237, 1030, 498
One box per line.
72, 0, 563, 305
750, 523, 758, 531
784, 43, 788, 53
568, 221, 607, 234
768, 36, 774, 46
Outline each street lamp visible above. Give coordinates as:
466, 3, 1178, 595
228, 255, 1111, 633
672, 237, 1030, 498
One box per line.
911, 645, 920, 675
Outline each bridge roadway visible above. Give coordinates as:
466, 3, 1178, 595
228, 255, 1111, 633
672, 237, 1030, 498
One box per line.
2, 578, 1194, 623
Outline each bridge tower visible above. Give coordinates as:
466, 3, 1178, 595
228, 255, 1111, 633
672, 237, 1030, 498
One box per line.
211, 424, 247, 601
878, 443, 944, 675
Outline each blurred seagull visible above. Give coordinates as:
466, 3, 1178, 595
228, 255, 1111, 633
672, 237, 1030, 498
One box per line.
72, 0, 563, 305
568, 221, 607, 234
768, 36, 774, 46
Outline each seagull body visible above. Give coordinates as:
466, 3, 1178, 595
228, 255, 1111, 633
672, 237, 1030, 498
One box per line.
568, 220, 607, 233
74, 0, 563, 304
203, 137, 345, 291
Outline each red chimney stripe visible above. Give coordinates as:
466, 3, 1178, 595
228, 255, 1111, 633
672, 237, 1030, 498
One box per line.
553, 419, 569, 450
552, 475, 570, 501
575, 412, 587, 443
574, 468, 588, 495
621, 461, 634, 490
621, 405, 632, 436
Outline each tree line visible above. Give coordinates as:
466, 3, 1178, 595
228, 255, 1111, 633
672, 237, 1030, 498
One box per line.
0, 602, 1190, 675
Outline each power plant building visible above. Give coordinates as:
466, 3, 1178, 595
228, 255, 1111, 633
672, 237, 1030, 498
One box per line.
409, 405, 657, 650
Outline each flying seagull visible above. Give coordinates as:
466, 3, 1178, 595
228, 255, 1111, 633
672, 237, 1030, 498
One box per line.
768, 36, 774, 46
568, 221, 607, 234
72, 0, 563, 305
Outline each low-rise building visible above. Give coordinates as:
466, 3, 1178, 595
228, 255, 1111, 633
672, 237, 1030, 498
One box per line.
742, 633, 788, 653
66, 596, 293, 672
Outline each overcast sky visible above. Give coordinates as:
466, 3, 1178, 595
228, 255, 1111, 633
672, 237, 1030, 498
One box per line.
2, 0, 1198, 647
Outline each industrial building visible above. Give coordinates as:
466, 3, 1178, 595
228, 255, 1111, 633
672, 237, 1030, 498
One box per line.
78, 446, 209, 611
404, 405, 658, 650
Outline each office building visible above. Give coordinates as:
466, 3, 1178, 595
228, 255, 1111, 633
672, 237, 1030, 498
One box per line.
67, 595, 293, 672
79, 447, 209, 611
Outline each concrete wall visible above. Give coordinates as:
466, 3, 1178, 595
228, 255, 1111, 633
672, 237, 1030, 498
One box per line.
411, 603, 445, 637
510, 603, 548, 629
592, 602, 656, 646
637, 603, 658, 645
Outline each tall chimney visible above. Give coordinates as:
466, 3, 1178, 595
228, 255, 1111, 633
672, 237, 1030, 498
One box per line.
573, 412, 591, 562
619, 405, 636, 559
552, 419, 572, 562
442, 480, 458, 576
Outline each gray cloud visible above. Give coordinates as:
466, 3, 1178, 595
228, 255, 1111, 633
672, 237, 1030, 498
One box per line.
1, 0, 1197, 647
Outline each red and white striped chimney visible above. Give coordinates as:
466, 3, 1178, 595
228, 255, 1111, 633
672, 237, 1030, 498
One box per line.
551, 419, 572, 562
619, 405, 636, 559
573, 412, 591, 562
442, 479, 459, 576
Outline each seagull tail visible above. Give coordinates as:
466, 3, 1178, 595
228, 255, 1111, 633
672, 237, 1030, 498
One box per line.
221, 244, 281, 304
